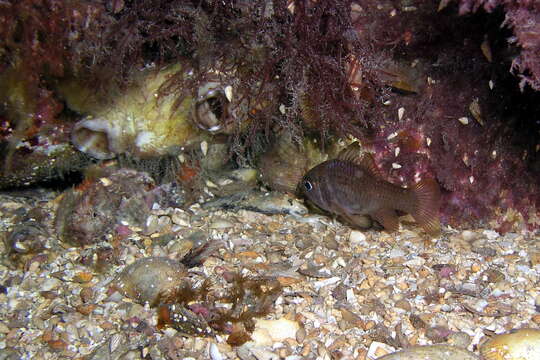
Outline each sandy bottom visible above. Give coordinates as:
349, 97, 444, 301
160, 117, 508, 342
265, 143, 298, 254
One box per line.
0, 187, 538, 360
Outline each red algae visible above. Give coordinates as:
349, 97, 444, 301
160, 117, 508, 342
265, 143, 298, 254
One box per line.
0, 0, 538, 229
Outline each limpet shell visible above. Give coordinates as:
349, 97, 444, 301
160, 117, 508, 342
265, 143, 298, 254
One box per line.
376, 344, 479, 360
480, 328, 540, 360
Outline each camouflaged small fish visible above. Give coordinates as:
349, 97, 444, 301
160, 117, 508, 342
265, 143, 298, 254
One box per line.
298, 143, 441, 236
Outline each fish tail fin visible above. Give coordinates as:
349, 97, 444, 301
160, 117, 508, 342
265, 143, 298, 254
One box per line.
412, 178, 441, 236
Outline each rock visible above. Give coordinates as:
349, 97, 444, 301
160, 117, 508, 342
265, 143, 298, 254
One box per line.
55, 168, 155, 246
251, 318, 300, 346
349, 230, 367, 245
479, 328, 540, 360
6, 220, 48, 255
203, 190, 307, 216
447, 331, 471, 349
114, 257, 187, 306
367, 341, 396, 359
376, 345, 479, 359
209, 218, 234, 229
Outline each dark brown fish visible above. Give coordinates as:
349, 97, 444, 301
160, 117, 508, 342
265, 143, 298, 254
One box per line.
298, 144, 441, 236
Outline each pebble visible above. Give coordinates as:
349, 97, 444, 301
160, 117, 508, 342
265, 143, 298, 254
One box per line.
251, 318, 300, 346
448, 331, 471, 349
209, 218, 234, 229
114, 257, 187, 306
209, 343, 224, 360
367, 341, 396, 359
376, 345, 479, 359
349, 230, 367, 245
479, 328, 540, 360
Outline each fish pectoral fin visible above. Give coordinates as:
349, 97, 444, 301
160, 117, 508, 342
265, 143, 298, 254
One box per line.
370, 208, 400, 233
342, 213, 373, 229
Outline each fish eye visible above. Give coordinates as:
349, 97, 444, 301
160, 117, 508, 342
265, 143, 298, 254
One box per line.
303, 180, 313, 191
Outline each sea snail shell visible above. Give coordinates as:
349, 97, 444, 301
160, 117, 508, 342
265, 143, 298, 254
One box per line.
192, 82, 233, 134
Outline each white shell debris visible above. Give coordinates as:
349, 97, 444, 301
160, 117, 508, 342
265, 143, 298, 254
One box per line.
224, 85, 233, 102
201, 140, 209, 156
398, 107, 405, 120
349, 230, 367, 245
251, 318, 300, 346
458, 117, 470, 125
210, 343, 224, 360
367, 341, 395, 359
1, 181, 538, 359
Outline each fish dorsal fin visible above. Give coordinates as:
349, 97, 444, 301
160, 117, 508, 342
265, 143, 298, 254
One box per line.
337, 142, 381, 178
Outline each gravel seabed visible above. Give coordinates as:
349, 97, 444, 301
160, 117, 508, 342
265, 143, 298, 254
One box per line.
0, 188, 538, 360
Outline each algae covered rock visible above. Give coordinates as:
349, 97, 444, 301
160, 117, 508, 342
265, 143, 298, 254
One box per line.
55, 168, 155, 246
114, 257, 187, 306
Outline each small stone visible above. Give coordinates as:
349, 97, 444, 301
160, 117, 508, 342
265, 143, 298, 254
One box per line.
471, 263, 481, 272
530, 252, 540, 266
376, 345, 478, 359
114, 257, 187, 306
209, 218, 234, 229
47, 339, 68, 351
251, 318, 300, 346
404, 256, 425, 268
324, 235, 339, 250
171, 209, 190, 226
480, 268, 505, 284
349, 230, 367, 245
367, 341, 395, 359
0, 322, 10, 333
426, 326, 452, 343
458, 117, 469, 125
73, 272, 93, 283
295, 327, 306, 343
76, 304, 96, 315
409, 314, 427, 329
461, 230, 478, 242
448, 331, 471, 349
479, 328, 540, 360
472, 246, 496, 257
41, 278, 62, 291
395, 299, 411, 312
